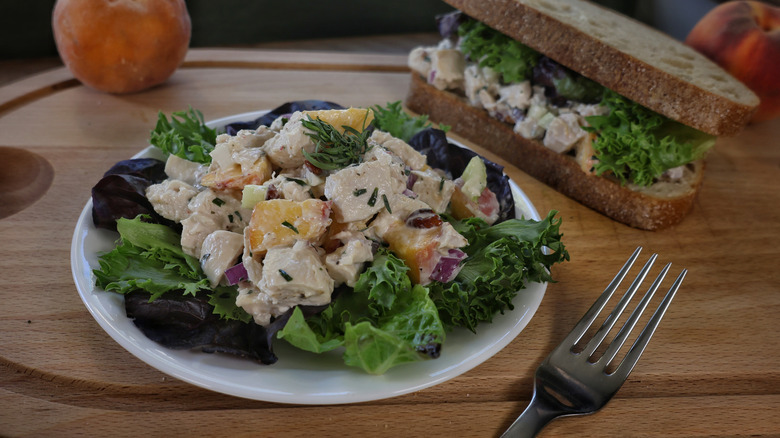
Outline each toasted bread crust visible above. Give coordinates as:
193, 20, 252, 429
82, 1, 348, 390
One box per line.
405, 73, 704, 230
441, 0, 758, 136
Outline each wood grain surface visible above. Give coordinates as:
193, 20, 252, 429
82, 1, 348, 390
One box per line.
1, 48, 779, 437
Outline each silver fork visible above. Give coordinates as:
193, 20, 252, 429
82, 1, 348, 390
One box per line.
501, 246, 686, 437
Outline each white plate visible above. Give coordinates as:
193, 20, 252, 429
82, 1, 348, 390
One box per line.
70, 110, 545, 405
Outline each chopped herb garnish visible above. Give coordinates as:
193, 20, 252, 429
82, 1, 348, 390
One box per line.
282, 221, 299, 234
368, 187, 379, 207
212, 197, 225, 207
382, 194, 392, 213
439, 177, 445, 192
353, 188, 367, 197
228, 214, 234, 223
301, 112, 373, 171
279, 269, 293, 281
234, 211, 243, 221
286, 177, 307, 186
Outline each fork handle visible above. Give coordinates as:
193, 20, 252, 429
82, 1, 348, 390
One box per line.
501, 392, 561, 437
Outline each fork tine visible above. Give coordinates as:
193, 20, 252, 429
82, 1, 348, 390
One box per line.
611, 268, 687, 380
560, 247, 643, 348
580, 253, 657, 358
598, 262, 671, 366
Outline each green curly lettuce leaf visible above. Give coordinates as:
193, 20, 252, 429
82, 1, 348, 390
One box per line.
342, 284, 444, 375
208, 285, 253, 323
275, 306, 344, 354
93, 215, 250, 322
277, 248, 445, 374
428, 211, 569, 332
150, 107, 218, 165
372, 101, 450, 142
457, 17, 540, 83
585, 90, 716, 186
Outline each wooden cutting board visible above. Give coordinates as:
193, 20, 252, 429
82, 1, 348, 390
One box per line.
1, 49, 779, 437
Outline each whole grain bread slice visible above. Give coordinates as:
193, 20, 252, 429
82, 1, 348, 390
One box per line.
405, 73, 704, 230
441, 0, 759, 136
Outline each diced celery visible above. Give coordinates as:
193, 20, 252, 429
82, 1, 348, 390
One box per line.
527, 104, 547, 121
538, 112, 556, 130
460, 156, 487, 201
241, 184, 268, 209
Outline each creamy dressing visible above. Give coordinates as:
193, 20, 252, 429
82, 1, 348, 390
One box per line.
146, 111, 477, 327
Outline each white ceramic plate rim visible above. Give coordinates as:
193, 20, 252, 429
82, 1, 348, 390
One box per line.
70, 110, 545, 405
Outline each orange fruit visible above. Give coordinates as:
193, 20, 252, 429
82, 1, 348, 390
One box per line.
52, 0, 191, 94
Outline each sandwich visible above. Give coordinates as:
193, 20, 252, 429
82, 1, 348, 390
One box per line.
404, 0, 760, 230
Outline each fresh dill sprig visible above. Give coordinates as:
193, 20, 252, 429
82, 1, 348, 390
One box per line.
301, 115, 372, 171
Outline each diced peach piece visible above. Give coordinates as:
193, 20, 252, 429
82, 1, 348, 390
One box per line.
201, 155, 273, 191
303, 107, 374, 133
246, 199, 332, 256
449, 185, 499, 225
380, 209, 467, 285
383, 222, 440, 285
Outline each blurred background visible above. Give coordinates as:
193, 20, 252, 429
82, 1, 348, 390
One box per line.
0, 0, 769, 85
0, 0, 726, 58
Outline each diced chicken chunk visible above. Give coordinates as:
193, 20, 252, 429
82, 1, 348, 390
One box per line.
200, 230, 244, 288
325, 232, 375, 287
514, 117, 545, 140
234, 286, 280, 327
408, 169, 455, 213
264, 174, 315, 202
242, 228, 263, 285
498, 81, 533, 110
260, 240, 333, 303
572, 103, 610, 118
202, 130, 274, 191
164, 155, 207, 186
368, 130, 428, 171
236, 240, 334, 326
408, 46, 433, 79
543, 113, 587, 153
324, 154, 406, 223
464, 65, 500, 107
428, 49, 466, 91
368, 194, 431, 239
211, 128, 272, 170
263, 112, 316, 169
180, 189, 250, 258
180, 213, 220, 259
146, 179, 198, 222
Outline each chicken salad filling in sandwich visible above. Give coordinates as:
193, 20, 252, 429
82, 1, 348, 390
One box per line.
405, 0, 759, 230
409, 11, 716, 189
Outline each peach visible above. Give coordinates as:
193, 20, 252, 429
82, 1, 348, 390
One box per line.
52, 0, 191, 94
686, 1, 780, 122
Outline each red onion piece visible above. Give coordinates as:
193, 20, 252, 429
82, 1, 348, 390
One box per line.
430, 249, 467, 283
402, 189, 418, 199
406, 172, 418, 190
224, 262, 248, 285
